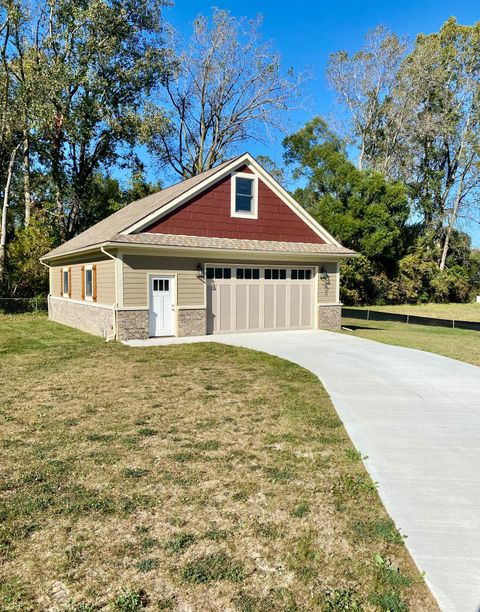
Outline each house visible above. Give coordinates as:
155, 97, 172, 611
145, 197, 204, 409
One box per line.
41, 153, 356, 340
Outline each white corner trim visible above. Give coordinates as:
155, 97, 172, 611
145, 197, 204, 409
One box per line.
335, 261, 340, 304
230, 171, 258, 219
121, 153, 341, 247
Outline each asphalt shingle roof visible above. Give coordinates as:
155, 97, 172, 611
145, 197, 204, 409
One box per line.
110, 232, 356, 256
42, 154, 355, 260
43, 158, 238, 259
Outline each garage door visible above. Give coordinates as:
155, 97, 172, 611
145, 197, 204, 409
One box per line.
206, 266, 314, 334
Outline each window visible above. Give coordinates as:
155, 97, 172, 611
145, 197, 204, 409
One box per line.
291, 269, 312, 280
236, 268, 260, 280
62, 268, 70, 296
231, 172, 258, 218
82, 264, 96, 301
153, 279, 170, 292
85, 267, 93, 298
265, 268, 286, 280
206, 267, 231, 280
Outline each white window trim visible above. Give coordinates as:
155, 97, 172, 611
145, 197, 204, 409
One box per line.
230, 171, 258, 219
84, 265, 94, 301
62, 267, 69, 297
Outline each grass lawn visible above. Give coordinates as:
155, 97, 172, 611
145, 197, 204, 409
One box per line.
0, 315, 437, 612
348, 303, 480, 322
342, 318, 480, 367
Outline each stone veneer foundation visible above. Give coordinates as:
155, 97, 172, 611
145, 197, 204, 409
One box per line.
177, 308, 207, 337
48, 296, 115, 339
317, 304, 341, 330
116, 310, 149, 341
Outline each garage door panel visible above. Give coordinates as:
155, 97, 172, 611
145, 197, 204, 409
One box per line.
264, 285, 275, 329
301, 285, 312, 327
236, 285, 247, 330
248, 285, 260, 329
275, 285, 287, 328
289, 285, 301, 327
218, 284, 232, 331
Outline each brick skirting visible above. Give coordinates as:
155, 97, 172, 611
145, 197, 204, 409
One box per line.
317, 304, 341, 330
48, 297, 115, 339
177, 308, 207, 337
116, 310, 149, 341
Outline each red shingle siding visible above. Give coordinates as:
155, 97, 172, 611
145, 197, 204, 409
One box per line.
144, 174, 324, 244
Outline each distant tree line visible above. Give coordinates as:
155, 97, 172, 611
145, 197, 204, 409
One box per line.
0, 3, 479, 305
285, 19, 480, 304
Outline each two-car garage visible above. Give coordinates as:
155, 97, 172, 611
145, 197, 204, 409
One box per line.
206, 265, 315, 334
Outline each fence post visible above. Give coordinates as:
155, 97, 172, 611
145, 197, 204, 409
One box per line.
367, 309, 370, 321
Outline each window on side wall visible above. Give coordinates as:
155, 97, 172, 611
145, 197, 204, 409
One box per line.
231, 172, 258, 218
85, 266, 93, 299
62, 268, 70, 297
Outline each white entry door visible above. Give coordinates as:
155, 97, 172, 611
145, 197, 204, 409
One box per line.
149, 276, 174, 337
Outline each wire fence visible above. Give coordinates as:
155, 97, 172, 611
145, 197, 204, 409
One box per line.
0, 297, 48, 314
342, 307, 480, 332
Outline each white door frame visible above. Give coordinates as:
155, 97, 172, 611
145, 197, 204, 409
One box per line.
149, 274, 175, 337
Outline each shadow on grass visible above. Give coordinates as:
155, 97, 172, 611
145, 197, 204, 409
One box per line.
342, 324, 386, 331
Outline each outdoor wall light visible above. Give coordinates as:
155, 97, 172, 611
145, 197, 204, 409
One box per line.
320, 266, 330, 289
196, 263, 205, 279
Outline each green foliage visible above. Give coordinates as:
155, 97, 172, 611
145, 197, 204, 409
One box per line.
284, 117, 478, 306
284, 118, 410, 268
4, 216, 53, 297
181, 552, 245, 584
112, 590, 148, 612
321, 588, 362, 610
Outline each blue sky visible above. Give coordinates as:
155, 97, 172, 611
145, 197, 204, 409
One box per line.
157, 0, 480, 245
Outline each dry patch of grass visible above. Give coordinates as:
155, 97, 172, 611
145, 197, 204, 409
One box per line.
341, 317, 480, 367
0, 315, 437, 611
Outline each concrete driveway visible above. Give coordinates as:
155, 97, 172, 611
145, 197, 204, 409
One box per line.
127, 329, 480, 611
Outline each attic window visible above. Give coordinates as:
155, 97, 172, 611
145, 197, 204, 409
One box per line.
231, 171, 258, 218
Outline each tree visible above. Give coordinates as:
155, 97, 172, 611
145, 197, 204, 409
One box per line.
393, 19, 480, 269
326, 25, 407, 172
144, 8, 304, 178
284, 117, 410, 269
0, 0, 170, 243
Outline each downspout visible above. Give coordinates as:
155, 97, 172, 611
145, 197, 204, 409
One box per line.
101, 246, 118, 342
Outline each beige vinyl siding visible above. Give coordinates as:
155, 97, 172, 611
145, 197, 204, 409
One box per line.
50, 266, 61, 297
96, 259, 116, 304
49, 258, 115, 305
317, 262, 338, 303
123, 254, 341, 309
123, 255, 204, 308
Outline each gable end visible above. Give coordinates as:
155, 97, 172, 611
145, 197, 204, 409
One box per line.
142, 170, 325, 244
